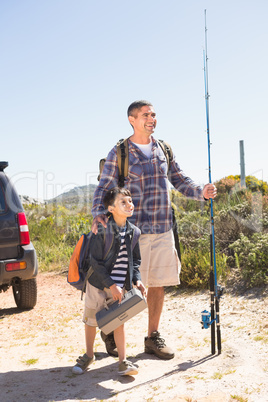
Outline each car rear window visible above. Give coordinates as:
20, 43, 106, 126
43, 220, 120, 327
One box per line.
0, 183, 7, 214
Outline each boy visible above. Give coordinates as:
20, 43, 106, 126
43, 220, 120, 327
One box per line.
72, 187, 146, 376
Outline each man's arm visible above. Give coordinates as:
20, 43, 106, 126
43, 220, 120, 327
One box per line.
91, 146, 118, 234
169, 154, 217, 200
91, 214, 108, 234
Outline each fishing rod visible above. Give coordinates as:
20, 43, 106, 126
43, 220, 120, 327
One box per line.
200, 9, 223, 355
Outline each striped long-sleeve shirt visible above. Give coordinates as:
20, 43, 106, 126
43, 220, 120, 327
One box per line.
92, 136, 204, 234
110, 226, 128, 288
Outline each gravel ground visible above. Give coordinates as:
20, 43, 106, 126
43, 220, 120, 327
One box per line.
1, 272, 268, 402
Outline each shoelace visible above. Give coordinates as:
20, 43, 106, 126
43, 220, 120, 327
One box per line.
152, 333, 166, 347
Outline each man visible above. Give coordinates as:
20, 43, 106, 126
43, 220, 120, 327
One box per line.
92, 100, 217, 360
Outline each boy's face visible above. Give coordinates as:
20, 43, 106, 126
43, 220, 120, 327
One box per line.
108, 194, 134, 220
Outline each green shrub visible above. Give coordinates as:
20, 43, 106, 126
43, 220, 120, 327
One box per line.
214, 201, 263, 254
180, 246, 228, 289
25, 204, 92, 272
171, 190, 206, 213
229, 233, 268, 287
176, 210, 210, 249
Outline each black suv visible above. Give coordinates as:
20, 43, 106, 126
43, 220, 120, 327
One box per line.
0, 162, 38, 309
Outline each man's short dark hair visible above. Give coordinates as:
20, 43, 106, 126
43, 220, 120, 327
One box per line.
103, 187, 132, 210
127, 100, 153, 118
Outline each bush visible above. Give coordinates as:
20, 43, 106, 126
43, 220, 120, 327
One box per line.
171, 190, 206, 213
215, 175, 268, 196
229, 233, 268, 287
214, 200, 268, 255
180, 246, 228, 289
177, 210, 210, 249
25, 204, 92, 272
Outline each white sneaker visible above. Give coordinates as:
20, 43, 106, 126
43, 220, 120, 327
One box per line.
118, 360, 138, 376
72, 353, 95, 375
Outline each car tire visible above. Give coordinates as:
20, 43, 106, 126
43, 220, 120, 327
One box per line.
12, 278, 37, 309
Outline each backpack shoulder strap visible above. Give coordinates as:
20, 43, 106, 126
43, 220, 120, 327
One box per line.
103, 222, 114, 259
116, 138, 129, 188
97, 158, 106, 181
157, 139, 173, 171
80, 232, 92, 271
115, 138, 172, 183
131, 226, 141, 250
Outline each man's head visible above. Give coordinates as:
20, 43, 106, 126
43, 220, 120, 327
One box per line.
127, 100, 157, 137
127, 100, 153, 119
103, 187, 134, 222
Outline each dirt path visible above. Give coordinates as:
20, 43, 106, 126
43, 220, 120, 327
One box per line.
1, 272, 268, 402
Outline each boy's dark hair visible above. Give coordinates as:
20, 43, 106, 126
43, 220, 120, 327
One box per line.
103, 187, 132, 210
127, 100, 153, 118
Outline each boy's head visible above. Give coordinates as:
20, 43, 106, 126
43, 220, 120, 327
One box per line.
103, 187, 134, 223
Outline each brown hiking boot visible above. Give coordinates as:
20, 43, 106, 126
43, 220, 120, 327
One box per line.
144, 331, 174, 360
100, 331, 118, 357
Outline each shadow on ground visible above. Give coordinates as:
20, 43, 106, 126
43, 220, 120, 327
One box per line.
1, 354, 218, 402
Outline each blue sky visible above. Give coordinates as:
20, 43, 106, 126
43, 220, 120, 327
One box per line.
1, 0, 267, 200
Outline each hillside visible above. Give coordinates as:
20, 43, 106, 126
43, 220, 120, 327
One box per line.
46, 184, 97, 207
20, 184, 97, 208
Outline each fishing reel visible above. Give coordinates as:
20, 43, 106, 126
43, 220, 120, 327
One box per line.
201, 310, 214, 329
217, 284, 225, 298
201, 285, 224, 329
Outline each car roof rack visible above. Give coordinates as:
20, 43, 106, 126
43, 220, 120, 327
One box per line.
0, 162, 9, 171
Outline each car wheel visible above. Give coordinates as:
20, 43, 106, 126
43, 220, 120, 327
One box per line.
12, 278, 37, 309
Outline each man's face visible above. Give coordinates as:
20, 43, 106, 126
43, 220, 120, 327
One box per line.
128, 105, 157, 136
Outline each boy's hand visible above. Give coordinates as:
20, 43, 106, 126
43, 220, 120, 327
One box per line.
91, 214, 108, 234
136, 280, 147, 298
110, 283, 123, 303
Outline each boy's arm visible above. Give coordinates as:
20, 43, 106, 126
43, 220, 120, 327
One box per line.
109, 283, 124, 302
132, 239, 147, 297
90, 231, 115, 289
132, 241, 142, 284
135, 280, 147, 297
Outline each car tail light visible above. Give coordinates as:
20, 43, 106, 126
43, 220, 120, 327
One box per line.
6, 261, 27, 271
17, 212, 30, 245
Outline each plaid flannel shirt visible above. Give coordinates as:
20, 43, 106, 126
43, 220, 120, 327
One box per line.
92, 136, 204, 234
